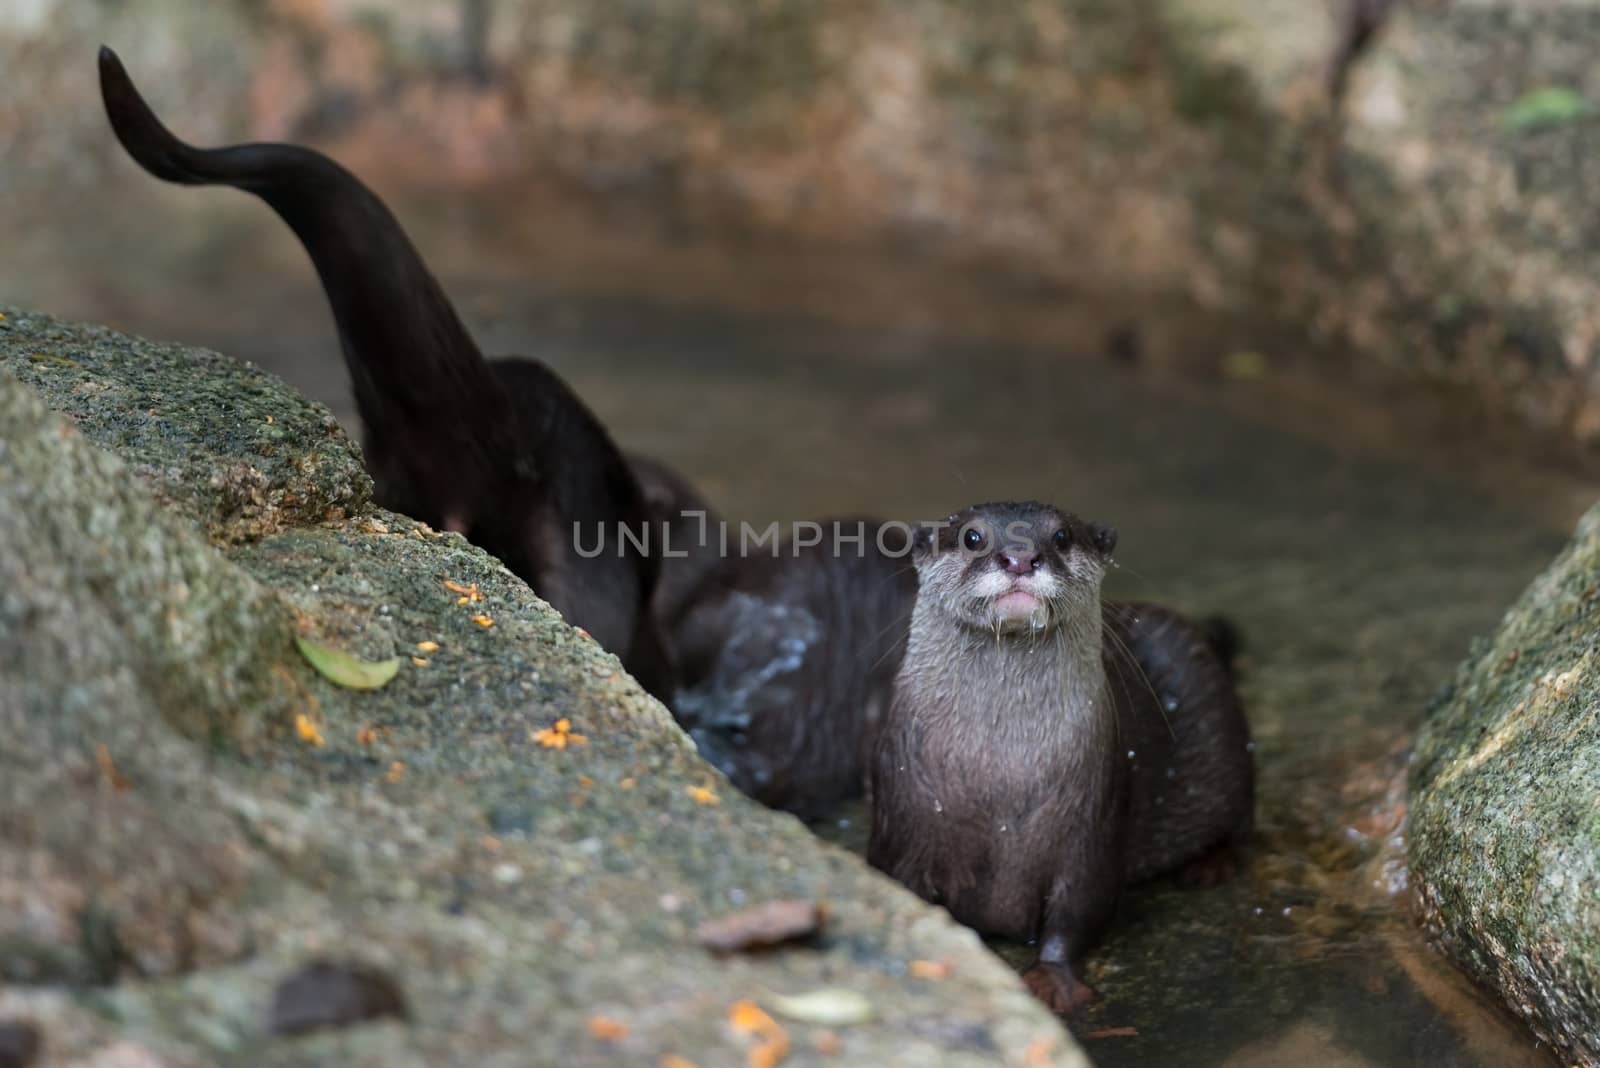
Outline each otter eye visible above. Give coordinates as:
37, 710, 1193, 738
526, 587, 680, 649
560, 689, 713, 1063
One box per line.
963, 527, 986, 552
1052, 529, 1069, 550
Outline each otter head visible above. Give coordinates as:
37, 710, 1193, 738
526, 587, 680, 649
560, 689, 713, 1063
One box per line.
912, 500, 1117, 635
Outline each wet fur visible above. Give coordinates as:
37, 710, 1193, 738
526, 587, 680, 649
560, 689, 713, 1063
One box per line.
99, 48, 671, 697
630, 458, 917, 815
869, 501, 1254, 1008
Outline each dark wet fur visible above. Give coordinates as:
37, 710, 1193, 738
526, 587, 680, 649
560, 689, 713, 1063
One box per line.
672, 522, 917, 816
630, 457, 917, 816
98, 48, 671, 697
869, 501, 1254, 1011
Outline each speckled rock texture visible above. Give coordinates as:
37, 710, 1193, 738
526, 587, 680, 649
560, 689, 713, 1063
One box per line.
0, 307, 1085, 1067
10, 2, 1600, 447
1410, 502, 1600, 1067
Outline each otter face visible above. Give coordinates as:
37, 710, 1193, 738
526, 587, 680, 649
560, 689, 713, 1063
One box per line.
913, 501, 1117, 635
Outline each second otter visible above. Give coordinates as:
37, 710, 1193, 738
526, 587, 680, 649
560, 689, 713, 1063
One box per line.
868, 500, 1254, 1013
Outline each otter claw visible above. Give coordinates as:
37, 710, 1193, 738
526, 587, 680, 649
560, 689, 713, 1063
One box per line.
1022, 963, 1100, 1015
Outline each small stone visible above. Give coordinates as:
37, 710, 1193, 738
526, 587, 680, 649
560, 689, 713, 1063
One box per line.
0, 1021, 41, 1068
267, 960, 408, 1036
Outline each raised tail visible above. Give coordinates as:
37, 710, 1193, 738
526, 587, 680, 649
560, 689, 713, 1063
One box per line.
97, 46, 515, 516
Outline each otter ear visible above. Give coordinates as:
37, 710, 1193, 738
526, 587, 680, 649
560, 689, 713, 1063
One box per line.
1091, 523, 1118, 558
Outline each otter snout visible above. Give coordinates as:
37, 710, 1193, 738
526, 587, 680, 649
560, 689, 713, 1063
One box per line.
1000, 550, 1039, 575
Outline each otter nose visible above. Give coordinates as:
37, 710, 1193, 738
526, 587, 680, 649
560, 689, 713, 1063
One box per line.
1000, 551, 1038, 575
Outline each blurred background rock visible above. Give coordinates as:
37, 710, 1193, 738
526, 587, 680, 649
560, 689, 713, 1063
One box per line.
9, 0, 1600, 450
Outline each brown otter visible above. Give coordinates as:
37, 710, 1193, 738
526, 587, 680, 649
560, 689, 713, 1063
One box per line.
867, 501, 1253, 1013
627, 455, 918, 815
97, 48, 672, 698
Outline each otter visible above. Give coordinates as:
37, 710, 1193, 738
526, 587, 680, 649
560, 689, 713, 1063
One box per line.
97, 48, 672, 698
867, 501, 1253, 1013
627, 455, 917, 815
669, 518, 917, 816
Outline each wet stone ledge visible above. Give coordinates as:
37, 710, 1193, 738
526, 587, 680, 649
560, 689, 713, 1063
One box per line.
0, 306, 1084, 1068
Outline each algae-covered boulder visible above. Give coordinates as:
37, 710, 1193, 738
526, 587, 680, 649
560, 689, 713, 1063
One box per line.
1409, 502, 1600, 1066
0, 307, 1084, 1067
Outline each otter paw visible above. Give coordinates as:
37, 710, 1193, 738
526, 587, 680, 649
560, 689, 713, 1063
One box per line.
1178, 843, 1240, 888
1022, 963, 1099, 1015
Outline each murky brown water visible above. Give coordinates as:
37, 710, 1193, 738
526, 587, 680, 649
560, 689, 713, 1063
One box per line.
8, 179, 1591, 1066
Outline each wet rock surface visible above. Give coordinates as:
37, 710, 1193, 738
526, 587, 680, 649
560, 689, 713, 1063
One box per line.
1410, 503, 1600, 1067
0, 307, 1083, 1067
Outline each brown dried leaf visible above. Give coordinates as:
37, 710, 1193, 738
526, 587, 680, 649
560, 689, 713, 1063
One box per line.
697, 900, 827, 954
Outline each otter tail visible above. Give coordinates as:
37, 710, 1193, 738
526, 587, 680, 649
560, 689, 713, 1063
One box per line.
97, 46, 514, 491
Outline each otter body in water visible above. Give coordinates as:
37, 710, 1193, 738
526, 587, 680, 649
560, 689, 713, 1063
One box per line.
868, 501, 1253, 1012
98, 48, 671, 697
669, 518, 916, 815
629, 457, 916, 814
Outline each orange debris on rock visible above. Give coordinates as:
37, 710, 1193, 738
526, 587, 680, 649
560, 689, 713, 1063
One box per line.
687, 784, 721, 806
533, 718, 587, 749
587, 1016, 629, 1041
95, 744, 131, 791
730, 1001, 790, 1068
444, 579, 483, 605
294, 713, 325, 747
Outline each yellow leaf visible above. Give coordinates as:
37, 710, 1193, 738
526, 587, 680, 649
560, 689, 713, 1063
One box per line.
767, 989, 874, 1027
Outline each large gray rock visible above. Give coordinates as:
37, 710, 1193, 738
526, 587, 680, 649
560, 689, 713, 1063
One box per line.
1409, 503, 1600, 1067
0, 307, 1085, 1067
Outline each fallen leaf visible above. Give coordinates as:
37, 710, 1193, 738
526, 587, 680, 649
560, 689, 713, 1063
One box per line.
294, 713, 326, 747
660, 1057, 700, 1068
620, 777, 637, 790
813, 1030, 842, 1056
417, 640, 440, 653
472, 614, 495, 628
587, 1016, 628, 1041
95, 743, 130, 791
697, 900, 827, 953
384, 761, 406, 784
1503, 87, 1591, 131
294, 635, 401, 690
687, 784, 721, 806
355, 724, 378, 745
411, 657, 429, 667
27, 352, 78, 368
908, 959, 952, 980
768, 989, 874, 1027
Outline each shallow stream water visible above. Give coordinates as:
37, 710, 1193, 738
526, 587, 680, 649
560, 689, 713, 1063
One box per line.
12, 183, 1594, 1066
